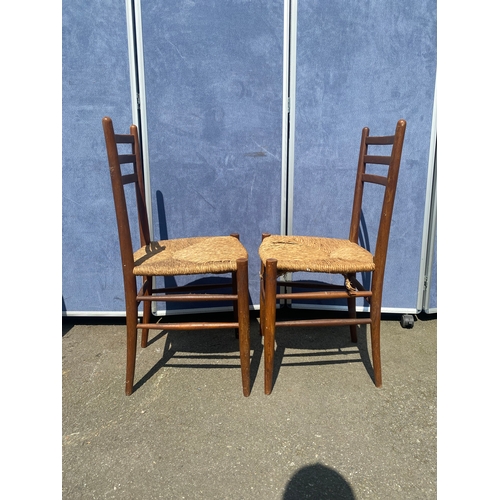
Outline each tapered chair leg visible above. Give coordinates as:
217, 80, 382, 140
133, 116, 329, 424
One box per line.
370, 308, 382, 387
259, 262, 266, 338
236, 258, 251, 397
123, 274, 139, 396
369, 271, 384, 387
263, 258, 278, 395
259, 233, 271, 338
125, 308, 139, 396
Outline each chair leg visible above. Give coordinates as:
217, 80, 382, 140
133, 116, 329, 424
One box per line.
125, 314, 138, 396
263, 258, 278, 395
141, 276, 152, 348
236, 258, 251, 397
124, 275, 139, 396
370, 273, 383, 387
259, 261, 265, 337
259, 233, 271, 338
370, 308, 382, 387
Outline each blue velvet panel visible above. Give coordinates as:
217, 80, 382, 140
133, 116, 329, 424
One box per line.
62, 0, 132, 313
292, 0, 437, 310
140, 0, 283, 308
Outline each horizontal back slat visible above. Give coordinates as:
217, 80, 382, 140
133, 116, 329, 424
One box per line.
364, 155, 391, 165
114, 134, 134, 144
362, 173, 388, 186
121, 173, 138, 185
366, 135, 395, 145
118, 154, 136, 164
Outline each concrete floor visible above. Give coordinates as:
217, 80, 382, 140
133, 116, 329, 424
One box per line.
62, 309, 436, 499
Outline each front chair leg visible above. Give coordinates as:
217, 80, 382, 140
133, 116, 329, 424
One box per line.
124, 275, 139, 396
263, 258, 278, 395
236, 258, 251, 397
370, 273, 383, 387
259, 233, 271, 338
259, 261, 266, 337
125, 303, 139, 396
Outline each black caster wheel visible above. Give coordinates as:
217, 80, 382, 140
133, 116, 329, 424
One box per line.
400, 314, 414, 329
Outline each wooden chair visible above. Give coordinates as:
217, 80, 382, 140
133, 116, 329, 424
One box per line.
102, 116, 251, 396
259, 119, 407, 394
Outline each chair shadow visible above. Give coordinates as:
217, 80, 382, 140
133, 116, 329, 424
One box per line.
283, 463, 356, 499
270, 308, 375, 390
132, 313, 263, 394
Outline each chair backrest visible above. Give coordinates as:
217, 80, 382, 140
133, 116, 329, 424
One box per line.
102, 116, 151, 274
349, 119, 406, 273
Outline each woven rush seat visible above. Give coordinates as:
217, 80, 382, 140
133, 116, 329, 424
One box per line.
133, 236, 248, 276
258, 235, 375, 275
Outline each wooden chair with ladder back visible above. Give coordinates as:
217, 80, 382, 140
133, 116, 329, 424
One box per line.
259, 119, 407, 394
102, 116, 251, 396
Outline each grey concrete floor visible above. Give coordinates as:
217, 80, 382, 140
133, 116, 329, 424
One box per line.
62, 310, 436, 499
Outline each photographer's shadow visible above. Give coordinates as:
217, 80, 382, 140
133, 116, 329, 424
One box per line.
283, 463, 356, 499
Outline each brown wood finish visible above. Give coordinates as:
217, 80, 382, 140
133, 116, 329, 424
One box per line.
259, 120, 407, 394
102, 116, 251, 397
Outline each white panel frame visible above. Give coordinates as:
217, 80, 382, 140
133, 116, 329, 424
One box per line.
281, 0, 298, 236
127, 0, 158, 315
417, 77, 437, 314
127, 0, 153, 238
